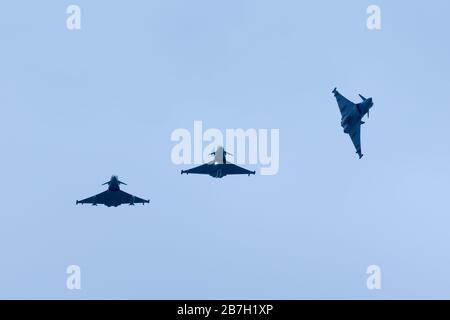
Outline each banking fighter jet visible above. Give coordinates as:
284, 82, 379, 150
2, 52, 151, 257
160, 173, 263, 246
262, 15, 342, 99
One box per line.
332, 87, 374, 158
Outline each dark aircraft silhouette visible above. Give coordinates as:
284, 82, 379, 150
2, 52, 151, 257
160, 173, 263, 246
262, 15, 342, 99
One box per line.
181, 146, 256, 178
332, 87, 374, 158
76, 176, 150, 207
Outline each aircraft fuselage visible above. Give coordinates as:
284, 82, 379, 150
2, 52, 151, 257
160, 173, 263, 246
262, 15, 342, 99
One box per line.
341, 108, 362, 133
341, 100, 372, 134
108, 177, 121, 191
210, 164, 228, 178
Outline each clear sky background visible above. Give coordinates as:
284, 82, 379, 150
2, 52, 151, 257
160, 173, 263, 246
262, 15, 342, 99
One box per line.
1, 0, 449, 299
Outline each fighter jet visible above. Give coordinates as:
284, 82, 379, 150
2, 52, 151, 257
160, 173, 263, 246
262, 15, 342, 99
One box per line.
332, 87, 374, 158
181, 146, 256, 178
76, 176, 150, 207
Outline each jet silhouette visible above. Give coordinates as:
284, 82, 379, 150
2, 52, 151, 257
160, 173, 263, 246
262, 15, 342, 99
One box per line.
332, 88, 374, 158
76, 176, 150, 207
181, 146, 256, 178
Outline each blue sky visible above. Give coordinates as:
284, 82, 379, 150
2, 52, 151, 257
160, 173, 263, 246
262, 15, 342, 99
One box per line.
0, 0, 450, 299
